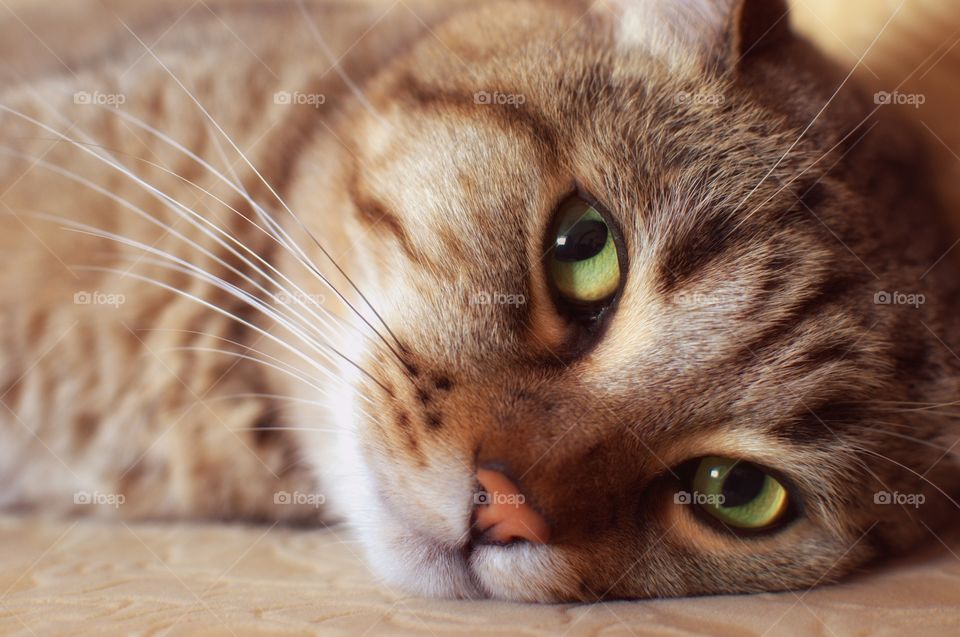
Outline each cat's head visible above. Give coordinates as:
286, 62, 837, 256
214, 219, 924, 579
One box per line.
294, 0, 960, 601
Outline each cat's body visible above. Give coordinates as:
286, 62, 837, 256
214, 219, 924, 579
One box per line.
1, 0, 959, 602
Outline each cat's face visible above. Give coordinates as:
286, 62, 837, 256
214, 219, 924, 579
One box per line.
305, 0, 960, 601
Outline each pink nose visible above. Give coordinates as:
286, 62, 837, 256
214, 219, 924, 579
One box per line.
473, 468, 550, 545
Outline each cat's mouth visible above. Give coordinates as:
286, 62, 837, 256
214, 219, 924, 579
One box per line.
375, 524, 568, 601
362, 481, 572, 602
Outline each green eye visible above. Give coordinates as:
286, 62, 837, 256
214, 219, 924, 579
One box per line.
548, 195, 622, 306
690, 456, 790, 530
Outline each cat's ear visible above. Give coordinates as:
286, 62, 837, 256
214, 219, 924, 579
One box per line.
601, 0, 792, 72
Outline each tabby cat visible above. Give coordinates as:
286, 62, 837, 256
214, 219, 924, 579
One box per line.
1, 0, 958, 602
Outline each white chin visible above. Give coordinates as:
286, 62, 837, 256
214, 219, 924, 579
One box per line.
362, 523, 483, 599
469, 543, 573, 602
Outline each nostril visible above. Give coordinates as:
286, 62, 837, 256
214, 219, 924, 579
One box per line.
472, 468, 550, 545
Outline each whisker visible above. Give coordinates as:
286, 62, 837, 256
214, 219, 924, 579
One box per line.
118, 254, 388, 398
163, 346, 331, 398
107, 104, 406, 365
209, 392, 329, 409
851, 423, 959, 455
105, 16, 407, 362
76, 261, 390, 396
725, 0, 906, 227
857, 446, 960, 513
0, 140, 358, 353
236, 426, 344, 434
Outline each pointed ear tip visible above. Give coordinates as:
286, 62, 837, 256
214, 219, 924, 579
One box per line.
730, 0, 794, 60
602, 0, 794, 71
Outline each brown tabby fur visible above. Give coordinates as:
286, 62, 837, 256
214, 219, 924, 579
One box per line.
0, 0, 958, 601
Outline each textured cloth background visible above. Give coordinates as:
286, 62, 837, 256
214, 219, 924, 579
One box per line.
2, 516, 959, 636
2, 0, 960, 635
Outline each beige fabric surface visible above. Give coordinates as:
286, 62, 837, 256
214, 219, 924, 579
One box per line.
1, 516, 959, 637
2, 0, 960, 635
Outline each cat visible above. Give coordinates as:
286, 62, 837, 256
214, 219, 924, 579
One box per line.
0, 0, 959, 602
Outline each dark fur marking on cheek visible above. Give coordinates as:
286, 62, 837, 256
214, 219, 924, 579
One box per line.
432, 375, 453, 391
725, 273, 857, 371
347, 163, 428, 265
802, 341, 856, 369
401, 358, 421, 379
657, 214, 739, 295
426, 413, 443, 430
890, 319, 935, 384
781, 401, 862, 445
394, 409, 425, 463
397, 73, 558, 157
792, 272, 862, 319
758, 253, 795, 300
799, 182, 828, 211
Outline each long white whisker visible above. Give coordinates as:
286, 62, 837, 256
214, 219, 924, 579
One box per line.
210, 392, 330, 409
0, 136, 357, 354
852, 424, 959, 454
726, 0, 906, 222
858, 447, 960, 513
237, 427, 344, 434
74, 262, 387, 396
163, 346, 334, 400
106, 103, 404, 362
107, 16, 405, 358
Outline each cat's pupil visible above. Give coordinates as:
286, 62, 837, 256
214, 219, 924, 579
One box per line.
554, 219, 608, 262
719, 464, 766, 508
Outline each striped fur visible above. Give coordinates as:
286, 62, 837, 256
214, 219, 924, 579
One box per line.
0, 0, 958, 601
